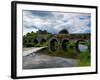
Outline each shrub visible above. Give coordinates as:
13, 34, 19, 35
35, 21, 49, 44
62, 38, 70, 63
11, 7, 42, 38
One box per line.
24, 43, 35, 47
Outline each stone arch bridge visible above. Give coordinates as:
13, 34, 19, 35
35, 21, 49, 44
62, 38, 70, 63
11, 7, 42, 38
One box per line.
30, 37, 90, 52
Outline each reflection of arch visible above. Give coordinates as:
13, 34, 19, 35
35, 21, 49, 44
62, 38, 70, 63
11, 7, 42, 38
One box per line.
61, 39, 69, 51
76, 40, 87, 52
49, 37, 59, 52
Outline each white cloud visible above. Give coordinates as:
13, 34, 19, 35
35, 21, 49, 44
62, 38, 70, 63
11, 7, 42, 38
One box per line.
23, 10, 91, 35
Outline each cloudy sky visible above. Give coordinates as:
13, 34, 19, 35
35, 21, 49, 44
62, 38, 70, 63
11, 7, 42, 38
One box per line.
23, 10, 91, 35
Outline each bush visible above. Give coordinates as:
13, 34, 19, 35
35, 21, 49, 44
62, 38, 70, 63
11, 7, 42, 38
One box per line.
68, 42, 76, 49
35, 44, 42, 47
24, 43, 35, 47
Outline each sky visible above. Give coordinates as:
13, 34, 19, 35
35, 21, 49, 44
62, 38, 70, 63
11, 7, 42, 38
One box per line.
23, 10, 91, 35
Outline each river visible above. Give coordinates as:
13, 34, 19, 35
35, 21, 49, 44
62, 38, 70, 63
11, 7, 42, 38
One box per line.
23, 44, 88, 69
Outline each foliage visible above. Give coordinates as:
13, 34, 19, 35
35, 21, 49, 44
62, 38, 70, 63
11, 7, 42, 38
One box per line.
67, 42, 76, 49
59, 29, 69, 34
24, 43, 35, 47
23, 31, 52, 47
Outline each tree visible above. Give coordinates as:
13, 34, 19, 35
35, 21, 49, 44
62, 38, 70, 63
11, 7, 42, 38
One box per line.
59, 29, 69, 34
37, 30, 48, 34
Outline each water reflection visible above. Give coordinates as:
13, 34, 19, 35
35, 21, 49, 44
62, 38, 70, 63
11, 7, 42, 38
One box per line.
78, 44, 88, 52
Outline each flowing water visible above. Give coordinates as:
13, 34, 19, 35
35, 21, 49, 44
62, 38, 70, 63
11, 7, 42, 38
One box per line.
78, 44, 88, 52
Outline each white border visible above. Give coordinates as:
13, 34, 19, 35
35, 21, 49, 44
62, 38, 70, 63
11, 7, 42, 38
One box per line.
17, 3, 96, 77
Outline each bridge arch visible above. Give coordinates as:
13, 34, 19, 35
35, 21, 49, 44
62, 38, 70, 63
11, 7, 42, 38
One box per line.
76, 39, 88, 52
61, 38, 69, 51
49, 37, 59, 52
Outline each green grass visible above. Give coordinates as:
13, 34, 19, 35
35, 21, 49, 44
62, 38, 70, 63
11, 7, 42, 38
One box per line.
80, 42, 90, 47
78, 51, 91, 66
